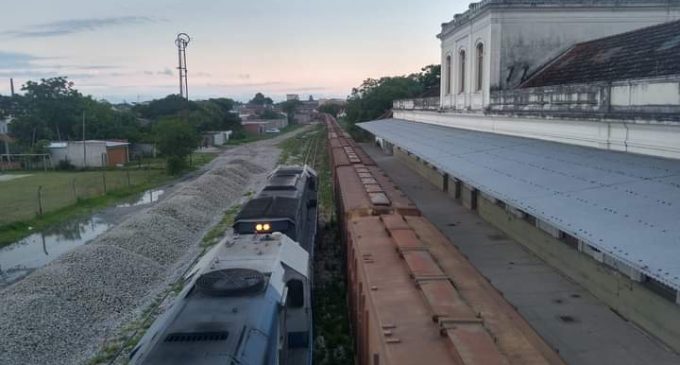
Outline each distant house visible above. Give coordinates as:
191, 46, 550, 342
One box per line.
201, 130, 233, 147
238, 103, 273, 117
0, 116, 12, 135
242, 121, 267, 135
294, 100, 319, 124
49, 140, 130, 168
242, 119, 288, 135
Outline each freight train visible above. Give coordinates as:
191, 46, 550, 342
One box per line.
323, 113, 565, 365
130, 165, 318, 365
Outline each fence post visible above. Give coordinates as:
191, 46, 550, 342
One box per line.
37, 185, 44, 217
102, 172, 107, 193
72, 178, 77, 202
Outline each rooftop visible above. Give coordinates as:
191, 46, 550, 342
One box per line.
360, 119, 680, 292
439, 0, 680, 38
523, 19, 680, 87
48, 140, 130, 148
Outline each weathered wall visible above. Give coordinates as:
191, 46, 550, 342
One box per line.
440, 11, 493, 110
393, 110, 680, 160
51, 142, 108, 168
393, 147, 446, 191
488, 76, 680, 119
438, 2, 680, 110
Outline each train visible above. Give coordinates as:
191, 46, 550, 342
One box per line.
130, 165, 318, 365
323, 113, 565, 365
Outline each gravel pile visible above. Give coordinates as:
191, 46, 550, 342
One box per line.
0, 139, 287, 365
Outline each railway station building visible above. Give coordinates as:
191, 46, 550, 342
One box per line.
360, 0, 680, 354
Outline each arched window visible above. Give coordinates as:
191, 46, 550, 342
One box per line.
459, 50, 466, 93
445, 55, 452, 95
476, 43, 484, 91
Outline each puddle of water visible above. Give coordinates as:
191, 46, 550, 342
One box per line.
0, 188, 166, 289
0, 174, 31, 182
0, 216, 113, 288
116, 189, 165, 208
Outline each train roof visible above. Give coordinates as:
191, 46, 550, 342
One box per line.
130, 233, 309, 364
235, 165, 317, 223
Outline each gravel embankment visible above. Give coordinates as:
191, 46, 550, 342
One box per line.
0, 135, 295, 365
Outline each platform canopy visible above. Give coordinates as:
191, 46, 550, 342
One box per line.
359, 119, 680, 291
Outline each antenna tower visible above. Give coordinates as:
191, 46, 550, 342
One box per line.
175, 33, 191, 99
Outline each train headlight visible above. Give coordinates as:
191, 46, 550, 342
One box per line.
263, 223, 271, 231
255, 224, 263, 231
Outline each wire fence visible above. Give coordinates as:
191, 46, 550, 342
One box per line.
0, 169, 165, 224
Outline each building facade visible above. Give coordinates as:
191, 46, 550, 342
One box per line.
49, 140, 130, 168
439, 0, 680, 110
0, 118, 8, 134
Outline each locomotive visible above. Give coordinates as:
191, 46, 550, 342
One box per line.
130, 165, 318, 365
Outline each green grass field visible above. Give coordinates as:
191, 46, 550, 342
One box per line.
0, 151, 218, 245
0, 169, 167, 224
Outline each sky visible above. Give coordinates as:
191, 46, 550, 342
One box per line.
0, 0, 468, 103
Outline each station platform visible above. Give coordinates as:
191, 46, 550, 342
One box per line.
359, 141, 680, 365
359, 119, 680, 293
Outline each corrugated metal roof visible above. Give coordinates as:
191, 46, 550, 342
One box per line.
359, 119, 680, 291
47, 140, 129, 148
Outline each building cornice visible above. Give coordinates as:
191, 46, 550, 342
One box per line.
438, 0, 680, 39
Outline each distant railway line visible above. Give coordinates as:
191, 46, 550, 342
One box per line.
323, 113, 565, 365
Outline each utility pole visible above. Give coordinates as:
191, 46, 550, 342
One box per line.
4, 78, 15, 163
82, 111, 87, 168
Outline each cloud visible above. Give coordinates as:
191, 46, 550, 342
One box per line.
1, 16, 156, 38
0, 70, 97, 79
205, 81, 288, 88
287, 86, 332, 92
0, 51, 43, 68
156, 68, 174, 76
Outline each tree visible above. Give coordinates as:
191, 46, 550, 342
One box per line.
134, 94, 195, 119
280, 99, 301, 124
248, 92, 273, 105
10, 77, 84, 142
318, 103, 343, 118
345, 76, 423, 125
154, 118, 200, 174
414, 64, 441, 91
343, 63, 442, 134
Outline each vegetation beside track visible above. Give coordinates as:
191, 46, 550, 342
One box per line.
201, 203, 243, 247
310, 123, 354, 365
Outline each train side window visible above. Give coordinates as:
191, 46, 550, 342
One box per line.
286, 279, 304, 308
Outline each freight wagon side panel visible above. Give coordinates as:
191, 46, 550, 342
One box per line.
347, 216, 459, 365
